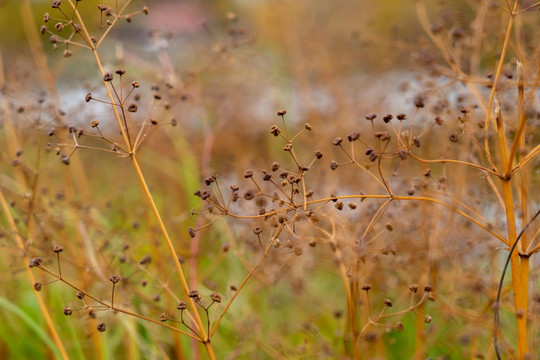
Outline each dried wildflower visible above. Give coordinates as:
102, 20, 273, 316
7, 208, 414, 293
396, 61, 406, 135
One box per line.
97, 322, 106, 332
109, 275, 120, 284
330, 160, 338, 170
85, 93, 92, 102
188, 227, 196, 238
103, 73, 113, 82
270, 125, 281, 136
277, 109, 287, 116
132, 81, 140, 88
150, 119, 158, 125
49, 35, 59, 43
365, 113, 377, 121
142, 6, 149, 15
413, 137, 420, 147
63, 306, 73, 316
211, 292, 222, 303
76, 291, 84, 299
40, 25, 47, 35
177, 301, 187, 310
171, 118, 177, 126
424, 285, 433, 292
335, 201, 343, 210
369, 152, 378, 162
333, 137, 343, 146
397, 113, 407, 121
244, 169, 253, 178
271, 162, 280, 172
347, 132, 359, 142
51, 1, 61, 9
188, 290, 200, 299
396, 322, 404, 332
348, 203, 357, 209
383, 114, 393, 123
34, 282, 42, 291
361, 284, 372, 291
61, 155, 70, 165
55, 22, 63, 31
115, 69, 125, 75
44, 13, 50, 22
384, 299, 393, 307
139, 255, 152, 265
304, 123, 312, 130
434, 116, 443, 125
200, 189, 211, 200
424, 315, 432, 323
91, 120, 99, 128
204, 176, 215, 185
449, 132, 459, 142
253, 226, 263, 235
385, 223, 393, 231
414, 95, 425, 108
423, 168, 431, 177
314, 150, 323, 159
53, 245, 63, 253
283, 144, 292, 151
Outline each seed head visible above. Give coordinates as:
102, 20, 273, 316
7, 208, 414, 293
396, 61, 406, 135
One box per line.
51, 1, 61, 9
397, 113, 407, 121
330, 160, 338, 170
109, 275, 120, 284
64, 306, 73, 316
53, 245, 63, 253
177, 302, 187, 310
142, 6, 149, 15
314, 150, 323, 159
383, 114, 393, 123
365, 113, 377, 121
91, 120, 99, 127
347, 132, 359, 142
76, 291, 84, 299
188, 290, 200, 299
305, 123, 312, 130
103, 73, 113, 82
97, 322, 106, 332
188, 227, 196, 238
244, 169, 253, 178
132, 81, 140, 88
384, 298, 393, 307
361, 284, 372, 291
29, 257, 43, 268
333, 137, 343, 146
211, 292, 222, 303
424, 315, 432, 323
160, 313, 167, 322
270, 125, 281, 136
277, 109, 287, 116
34, 282, 42, 291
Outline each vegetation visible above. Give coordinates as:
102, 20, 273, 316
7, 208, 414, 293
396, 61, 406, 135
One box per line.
1, 0, 539, 358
